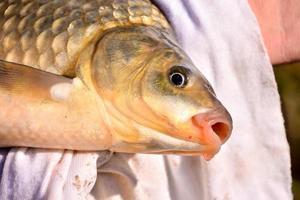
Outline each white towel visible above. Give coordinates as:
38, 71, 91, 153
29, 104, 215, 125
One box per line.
0, 0, 292, 199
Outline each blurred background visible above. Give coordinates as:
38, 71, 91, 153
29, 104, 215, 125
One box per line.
274, 63, 300, 199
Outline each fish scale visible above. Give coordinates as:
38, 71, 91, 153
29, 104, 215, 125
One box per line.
0, 0, 233, 158
0, 0, 170, 76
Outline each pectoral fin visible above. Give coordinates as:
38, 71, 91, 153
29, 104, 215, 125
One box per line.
0, 60, 72, 100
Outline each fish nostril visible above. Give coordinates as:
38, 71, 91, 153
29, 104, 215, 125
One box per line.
211, 122, 230, 143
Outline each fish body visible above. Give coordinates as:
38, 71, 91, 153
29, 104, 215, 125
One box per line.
0, 0, 170, 76
0, 0, 232, 159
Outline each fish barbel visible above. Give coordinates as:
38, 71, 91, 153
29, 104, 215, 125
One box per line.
0, 0, 232, 160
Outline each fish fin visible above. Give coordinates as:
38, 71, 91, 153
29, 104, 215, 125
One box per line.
0, 60, 72, 99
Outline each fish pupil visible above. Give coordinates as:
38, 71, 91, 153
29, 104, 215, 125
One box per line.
170, 72, 186, 87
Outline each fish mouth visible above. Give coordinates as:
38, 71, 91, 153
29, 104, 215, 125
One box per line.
191, 113, 232, 144
111, 107, 232, 160
187, 107, 232, 160
141, 110, 232, 160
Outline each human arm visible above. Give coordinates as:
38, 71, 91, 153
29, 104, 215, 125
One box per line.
248, 0, 300, 64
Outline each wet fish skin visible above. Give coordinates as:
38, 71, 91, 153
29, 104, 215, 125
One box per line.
0, 0, 233, 159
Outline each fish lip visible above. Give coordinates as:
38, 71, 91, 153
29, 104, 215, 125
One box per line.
206, 114, 232, 144
191, 106, 233, 144
187, 107, 232, 159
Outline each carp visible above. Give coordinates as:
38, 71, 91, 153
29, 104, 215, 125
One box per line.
0, 0, 232, 160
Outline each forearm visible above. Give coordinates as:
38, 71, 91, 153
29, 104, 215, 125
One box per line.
248, 0, 300, 64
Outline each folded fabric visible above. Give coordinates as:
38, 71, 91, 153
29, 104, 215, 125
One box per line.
0, 0, 292, 199
0, 149, 112, 200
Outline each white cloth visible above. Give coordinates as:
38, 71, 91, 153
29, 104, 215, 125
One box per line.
0, 0, 292, 199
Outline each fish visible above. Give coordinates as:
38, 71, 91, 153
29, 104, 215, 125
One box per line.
0, 0, 232, 160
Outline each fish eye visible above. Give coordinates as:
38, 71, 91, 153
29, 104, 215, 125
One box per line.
168, 66, 189, 88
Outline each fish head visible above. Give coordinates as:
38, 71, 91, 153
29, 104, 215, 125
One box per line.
91, 27, 232, 160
